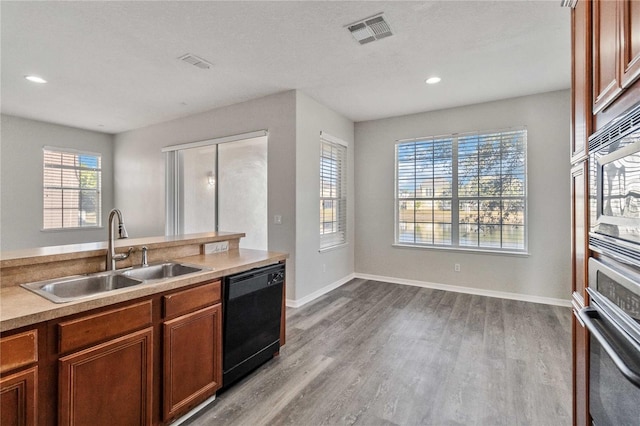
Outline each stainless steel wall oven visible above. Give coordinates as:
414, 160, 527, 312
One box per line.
579, 258, 640, 425
589, 101, 640, 265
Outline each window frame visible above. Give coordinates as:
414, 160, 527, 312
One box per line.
394, 128, 528, 254
42, 146, 103, 231
319, 132, 348, 251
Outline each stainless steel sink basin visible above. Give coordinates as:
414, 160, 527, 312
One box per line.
21, 272, 144, 303
21, 261, 209, 303
120, 262, 206, 281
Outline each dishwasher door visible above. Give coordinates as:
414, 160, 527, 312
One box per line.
222, 263, 284, 387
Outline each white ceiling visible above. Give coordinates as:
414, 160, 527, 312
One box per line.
1, 1, 571, 134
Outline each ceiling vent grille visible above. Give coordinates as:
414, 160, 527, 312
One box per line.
178, 54, 213, 70
347, 14, 393, 45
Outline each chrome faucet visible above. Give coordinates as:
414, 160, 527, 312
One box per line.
107, 208, 133, 270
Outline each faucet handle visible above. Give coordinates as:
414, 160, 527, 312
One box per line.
141, 246, 148, 267
113, 247, 134, 262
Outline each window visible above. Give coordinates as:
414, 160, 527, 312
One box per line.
320, 132, 347, 250
43, 147, 102, 229
395, 128, 527, 252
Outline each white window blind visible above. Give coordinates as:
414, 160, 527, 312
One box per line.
395, 128, 527, 252
43, 147, 102, 230
320, 133, 347, 250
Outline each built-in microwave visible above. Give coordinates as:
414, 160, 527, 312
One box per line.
590, 102, 640, 266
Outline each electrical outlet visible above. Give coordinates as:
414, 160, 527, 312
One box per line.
204, 241, 229, 254
274, 215, 282, 225
454, 263, 461, 272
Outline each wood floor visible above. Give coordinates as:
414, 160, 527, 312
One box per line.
185, 279, 572, 426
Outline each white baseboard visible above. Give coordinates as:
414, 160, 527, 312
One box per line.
354, 273, 572, 307
286, 273, 355, 308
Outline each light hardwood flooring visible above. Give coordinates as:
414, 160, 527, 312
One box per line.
186, 279, 572, 426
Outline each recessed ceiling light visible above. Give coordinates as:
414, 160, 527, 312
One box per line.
25, 75, 47, 84
425, 77, 441, 85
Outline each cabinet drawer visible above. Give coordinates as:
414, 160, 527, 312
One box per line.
0, 330, 37, 374
58, 301, 152, 354
164, 281, 221, 319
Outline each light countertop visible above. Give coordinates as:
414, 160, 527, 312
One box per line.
1, 248, 287, 333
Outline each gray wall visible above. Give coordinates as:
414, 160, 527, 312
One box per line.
295, 91, 355, 300
0, 114, 114, 250
114, 91, 298, 297
354, 90, 571, 301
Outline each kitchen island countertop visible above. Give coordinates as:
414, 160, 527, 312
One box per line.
1, 248, 287, 332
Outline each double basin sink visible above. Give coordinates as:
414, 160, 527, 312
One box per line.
21, 262, 209, 303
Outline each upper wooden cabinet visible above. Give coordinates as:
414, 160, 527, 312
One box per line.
593, 0, 640, 116
593, 0, 621, 114
621, 0, 640, 87
572, 0, 592, 160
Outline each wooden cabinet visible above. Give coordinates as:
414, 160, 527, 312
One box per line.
59, 328, 153, 426
0, 330, 38, 426
592, 0, 640, 127
571, 160, 590, 426
620, 0, 640, 87
1, 368, 37, 426
162, 281, 222, 422
593, 0, 621, 114
571, 162, 589, 304
57, 301, 153, 426
163, 305, 222, 420
572, 0, 592, 160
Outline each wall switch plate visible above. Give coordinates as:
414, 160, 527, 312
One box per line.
204, 241, 229, 254
274, 215, 282, 225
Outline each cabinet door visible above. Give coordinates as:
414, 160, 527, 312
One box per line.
620, 0, 640, 87
593, 0, 622, 113
59, 328, 153, 426
572, 0, 592, 160
0, 366, 37, 426
571, 161, 589, 304
163, 304, 222, 421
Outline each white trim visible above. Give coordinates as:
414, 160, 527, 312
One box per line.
354, 273, 572, 307
320, 131, 348, 147
162, 130, 268, 152
286, 273, 355, 308
319, 242, 349, 253
392, 243, 530, 257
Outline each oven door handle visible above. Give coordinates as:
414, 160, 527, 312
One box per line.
579, 307, 640, 387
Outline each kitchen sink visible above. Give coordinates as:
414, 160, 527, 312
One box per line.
21, 272, 144, 303
21, 262, 209, 303
120, 262, 206, 281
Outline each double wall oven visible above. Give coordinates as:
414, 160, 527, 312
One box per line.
582, 101, 640, 425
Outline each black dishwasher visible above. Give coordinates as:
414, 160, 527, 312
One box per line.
222, 263, 284, 387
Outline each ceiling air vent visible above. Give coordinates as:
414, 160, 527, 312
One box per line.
178, 53, 213, 70
347, 13, 393, 45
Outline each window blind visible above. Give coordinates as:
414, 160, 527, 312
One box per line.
395, 128, 527, 252
43, 148, 102, 229
320, 133, 347, 250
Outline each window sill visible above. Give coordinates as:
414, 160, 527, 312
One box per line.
392, 243, 529, 257
319, 243, 349, 253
